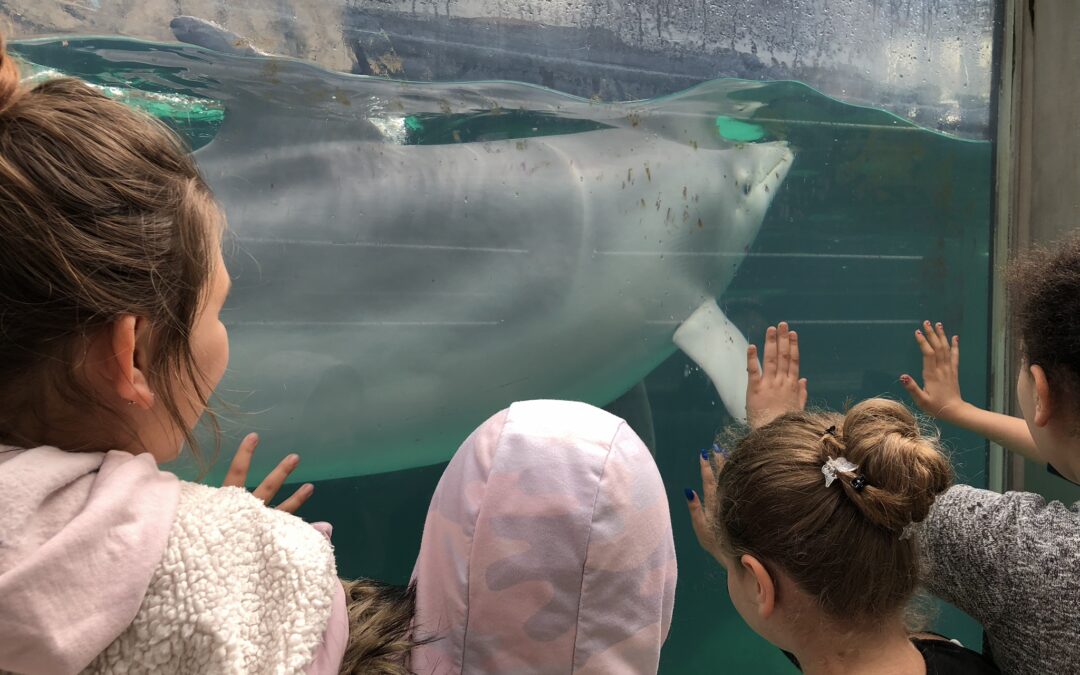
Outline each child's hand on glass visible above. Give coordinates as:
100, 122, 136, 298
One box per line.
221, 432, 314, 514
686, 447, 725, 564
746, 322, 807, 429
901, 320, 969, 424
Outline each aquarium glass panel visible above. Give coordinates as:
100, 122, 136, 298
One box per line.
8, 1, 1000, 671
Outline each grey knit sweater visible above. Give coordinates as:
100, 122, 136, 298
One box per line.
916, 485, 1080, 675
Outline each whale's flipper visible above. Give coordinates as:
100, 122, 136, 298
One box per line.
605, 380, 656, 456
674, 299, 749, 424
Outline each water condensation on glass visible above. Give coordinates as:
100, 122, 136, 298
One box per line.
3, 0, 995, 137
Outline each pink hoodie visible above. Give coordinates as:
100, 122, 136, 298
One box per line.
0, 448, 178, 674
0, 446, 346, 675
410, 400, 678, 674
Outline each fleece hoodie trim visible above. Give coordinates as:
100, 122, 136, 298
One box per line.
0, 448, 179, 675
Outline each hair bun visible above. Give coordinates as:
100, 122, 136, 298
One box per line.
838, 398, 953, 532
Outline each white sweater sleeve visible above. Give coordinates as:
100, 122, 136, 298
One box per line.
84, 482, 338, 675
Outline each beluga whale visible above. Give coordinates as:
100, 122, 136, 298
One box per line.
12, 36, 794, 481
169, 16, 272, 57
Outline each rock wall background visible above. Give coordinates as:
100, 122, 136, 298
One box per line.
0, 0, 998, 136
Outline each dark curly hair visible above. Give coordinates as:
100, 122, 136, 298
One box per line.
1008, 233, 1080, 416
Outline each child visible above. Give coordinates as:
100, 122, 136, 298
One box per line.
410, 399, 677, 674
0, 35, 408, 674
898, 236, 1080, 675
686, 325, 999, 674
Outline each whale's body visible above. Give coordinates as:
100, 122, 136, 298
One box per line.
198, 116, 791, 478
14, 36, 794, 479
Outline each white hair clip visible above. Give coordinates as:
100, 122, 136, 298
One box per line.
822, 457, 858, 488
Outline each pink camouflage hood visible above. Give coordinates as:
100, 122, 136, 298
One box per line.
410, 400, 678, 674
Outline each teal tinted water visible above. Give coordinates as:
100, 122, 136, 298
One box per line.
12, 38, 993, 673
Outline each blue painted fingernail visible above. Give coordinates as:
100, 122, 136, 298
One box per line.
684, 488, 695, 501
700, 448, 710, 461
714, 444, 729, 458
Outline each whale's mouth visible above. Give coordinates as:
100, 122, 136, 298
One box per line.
773, 145, 795, 175
738, 139, 799, 197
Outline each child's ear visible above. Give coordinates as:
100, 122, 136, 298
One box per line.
1030, 364, 1053, 427
740, 554, 776, 619
106, 315, 155, 409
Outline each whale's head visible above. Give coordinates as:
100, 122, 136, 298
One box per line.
170, 16, 264, 56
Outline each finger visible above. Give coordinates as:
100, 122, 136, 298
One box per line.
222, 433, 259, 488
685, 489, 716, 551
275, 483, 314, 513
933, 321, 948, 345
915, 329, 939, 380
899, 374, 928, 407
798, 378, 808, 409
776, 322, 791, 381
252, 453, 301, 504
746, 344, 762, 380
788, 330, 800, 380
763, 325, 778, 377
934, 322, 950, 365
915, 328, 934, 359
700, 450, 720, 507
951, 335, 960, 372
923, 320, 943, 352
920, 321, 937, 349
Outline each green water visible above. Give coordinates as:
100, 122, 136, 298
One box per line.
12, 38, 993, 673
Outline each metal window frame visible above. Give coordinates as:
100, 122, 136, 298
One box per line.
988, 0, 1024, 494
990, 0, 1080, 495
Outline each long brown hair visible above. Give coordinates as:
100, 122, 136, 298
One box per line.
0, 34, 222, 462
715, 399, 953, 622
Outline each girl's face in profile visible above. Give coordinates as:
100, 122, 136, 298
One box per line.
708, 469, 769, 640
1015, 357, 1076, 480
722, 553, 756, 624
176, 247, 232, 445
1017, 359, 1037, 433
720, 548, 794, 651
135, 244, 232, 462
